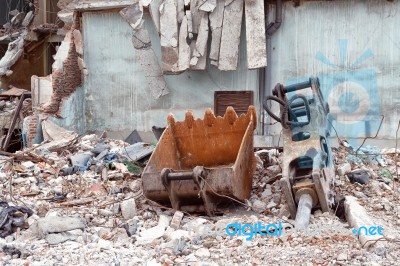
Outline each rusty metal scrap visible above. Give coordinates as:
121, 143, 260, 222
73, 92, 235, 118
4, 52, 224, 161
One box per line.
142, 106, 257, 216
263, 77, 335, 229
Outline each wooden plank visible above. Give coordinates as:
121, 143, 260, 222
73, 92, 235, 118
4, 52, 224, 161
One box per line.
160, 0, 180, 73
209, 0, 225, 66
245, 0, 267, 69
218, 0, 244, 71
0, 86, 28, 97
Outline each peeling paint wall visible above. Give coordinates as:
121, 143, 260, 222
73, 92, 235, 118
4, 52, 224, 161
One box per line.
49, 85, 86, 134
82, 12, 259, 134
266, 0, 400, 141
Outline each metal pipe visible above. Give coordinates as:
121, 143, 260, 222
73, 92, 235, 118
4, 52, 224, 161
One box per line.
266, 0, 282, 36
283, 80, 312, 93
167, 172, 194, 181
294, 193, 313, 230
262, 0, 282, 135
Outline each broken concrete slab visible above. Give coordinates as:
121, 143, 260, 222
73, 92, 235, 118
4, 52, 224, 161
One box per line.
137, 215, 171, 243
338, 162, 352, 176
170, 211, 184, 229
120, 0, 162, 96
52, 30, 72, 70
58, 0, 74, 9
140, 0, 152, 7
22, 11, 34, 27
37, 216, 86, 236
131, 28, 151, 49
11, 12, 25, 28
0, 86, 28, 97
42, 120, 78, 142
149, 0, 162, 33
189, 12, 208, 70
199, 0, 217, 12
190, 43, 207, 70
0, 35, 25, 76
186, 10, 194, 39
34, 139, 73, 155
218, 0, 244, 71
244, 0, 267, 69
119, 3, 144, 30
178, 15, 191, 71
177, 0, 185, 23
190, 0, 202, 34
73, 30, 83, 55
160, 0, 180, 73
195, 12, 209, 57
121, 198, 137, 219
31, 76, 53, 108
344, 196, 383, 248
45, 229, 83, 245
67, 0, 138, 11
58, 9, 74, 28
136, 47, 170, 98
209, 0, 225, 65
118, 142, 155, 161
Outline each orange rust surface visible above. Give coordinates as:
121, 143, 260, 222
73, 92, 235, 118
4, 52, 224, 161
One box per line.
166, 106, 256, 169
142, 105, 257, 205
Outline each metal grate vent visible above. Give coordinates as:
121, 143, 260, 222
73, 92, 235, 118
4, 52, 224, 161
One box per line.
214, 91, 254, 117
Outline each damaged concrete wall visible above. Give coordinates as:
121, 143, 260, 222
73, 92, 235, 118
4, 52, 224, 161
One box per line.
48, 85, 86, 134
266, 0, 400, 141
82, 12, 258, 134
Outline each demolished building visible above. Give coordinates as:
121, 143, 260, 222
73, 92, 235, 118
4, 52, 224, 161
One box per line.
0, 0, 399, 265
0, 0, 398, 150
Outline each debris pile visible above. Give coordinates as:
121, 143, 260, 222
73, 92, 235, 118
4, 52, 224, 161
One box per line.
0, 135, 398, 265
0, 1, 36, 77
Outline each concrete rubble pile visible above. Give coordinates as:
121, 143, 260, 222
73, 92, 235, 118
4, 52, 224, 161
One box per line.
0, 134, 398, 265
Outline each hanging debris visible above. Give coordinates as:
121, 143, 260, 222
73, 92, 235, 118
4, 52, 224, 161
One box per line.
218, 0, 244, 71
120, 3, 170, 98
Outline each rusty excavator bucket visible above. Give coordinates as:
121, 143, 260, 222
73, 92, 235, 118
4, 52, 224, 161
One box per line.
142, 106, 257, 216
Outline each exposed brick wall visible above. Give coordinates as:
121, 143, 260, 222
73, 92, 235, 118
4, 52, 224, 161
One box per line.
24, 114, 39, 147
43, 13, 83, 115
43, 42, 82, 114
